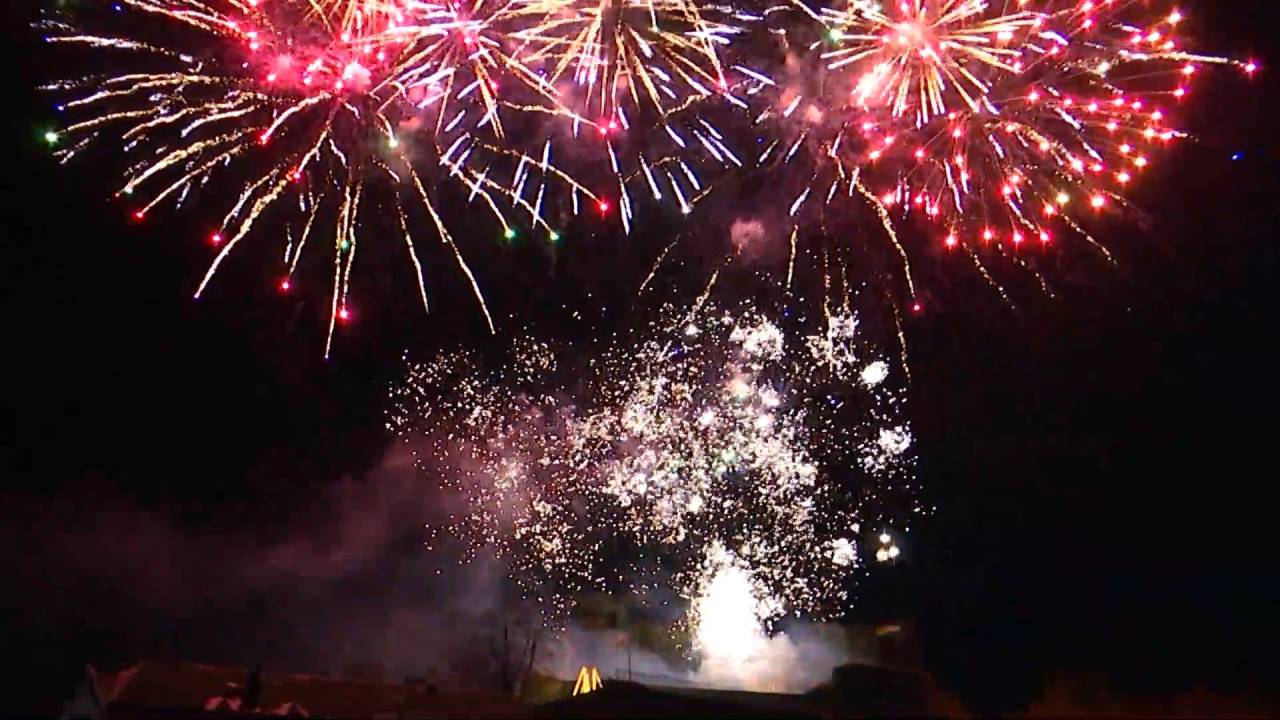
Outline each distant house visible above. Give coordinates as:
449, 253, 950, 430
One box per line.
62, 661, 531, 719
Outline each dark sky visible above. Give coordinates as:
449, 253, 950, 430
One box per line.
3, 1, 1279, 716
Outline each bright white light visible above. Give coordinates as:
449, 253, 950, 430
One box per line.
731, 320, 785, 359
880, 428, 911, 454
694, 553, 770, 668
830, 538, 856, 567
861, 361, 889, 387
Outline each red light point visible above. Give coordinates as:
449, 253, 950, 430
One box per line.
338, 307, 350, 321
211, 232, 223, 244
597, 199, 610, 213
911, 302, 923, 314
133, 210, 145, 220
280, 279, 291, 291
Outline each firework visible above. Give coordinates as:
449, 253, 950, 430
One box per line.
748, 0, 1255, 304
388, 302, 923, 629
687, 543, 778, 671
824, 0, 1044, 127
512, 0, 734, 117
504, 0, 755, 230
40, 0, 1255, 343
42, 0, 589, 356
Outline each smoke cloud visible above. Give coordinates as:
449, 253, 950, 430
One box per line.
3, 444, 511, 684
4, 441, 862, 698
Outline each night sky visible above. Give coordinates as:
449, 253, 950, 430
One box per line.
3, 1, 1279, 716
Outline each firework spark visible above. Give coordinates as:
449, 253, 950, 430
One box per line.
505, 0, 754, 230
40, 0, 1255, 343
514, 0, 734, 117
826, 0, 1043, 126
746, 0, 1255, 304
42, 0, 589, 355
389, 302, 923, 629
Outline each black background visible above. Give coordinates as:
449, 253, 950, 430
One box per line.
3, 1, 1278, 715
